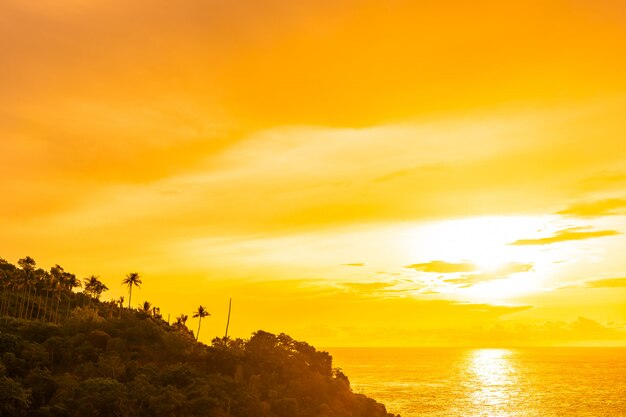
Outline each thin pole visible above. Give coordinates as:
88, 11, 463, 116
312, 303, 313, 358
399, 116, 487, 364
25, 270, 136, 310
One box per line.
224, 298, 232, 338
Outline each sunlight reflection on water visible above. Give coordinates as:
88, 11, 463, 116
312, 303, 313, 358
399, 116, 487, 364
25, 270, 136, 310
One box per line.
465, 349, 518, 416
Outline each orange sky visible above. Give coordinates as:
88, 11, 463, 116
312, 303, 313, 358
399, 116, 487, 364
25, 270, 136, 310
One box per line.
1, 0, 626, 346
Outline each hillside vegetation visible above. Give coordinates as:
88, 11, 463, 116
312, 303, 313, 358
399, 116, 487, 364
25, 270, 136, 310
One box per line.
0, 257, 398, 417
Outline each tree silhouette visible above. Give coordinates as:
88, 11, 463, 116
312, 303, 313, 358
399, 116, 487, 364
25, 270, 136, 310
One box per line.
0, 257, 398, 417
0, 269, 10, 317
192, 305, 210, 341
173, 314, 189, 333
83, 275, 108, 302
121, 272, 142, 309
17, 257, 36, 319
139, 300, 152, 315
176, 314, 188, 326
64, 273, 81, 318
117, 296, 124, 318
47, 266, 65, 320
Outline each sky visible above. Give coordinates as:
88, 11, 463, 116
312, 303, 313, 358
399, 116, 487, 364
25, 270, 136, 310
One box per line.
1, 0, 626, 346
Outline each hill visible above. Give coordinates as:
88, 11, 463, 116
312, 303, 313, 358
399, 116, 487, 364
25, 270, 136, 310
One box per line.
0, 257, 398, 417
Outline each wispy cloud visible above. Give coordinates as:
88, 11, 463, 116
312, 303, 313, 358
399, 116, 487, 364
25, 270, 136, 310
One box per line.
558, 198, 626, 217
585, 277, 626, 288
342, 263, 364, 267
442, 262, 533, 288
405, 260, 476, 273
575, 172, 626, 193
338, 281, 413, 295
510, 227, 620, 246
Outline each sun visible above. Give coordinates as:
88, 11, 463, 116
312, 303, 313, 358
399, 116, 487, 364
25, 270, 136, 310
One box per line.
414, 215, 539, 265
404, 215, 556, 300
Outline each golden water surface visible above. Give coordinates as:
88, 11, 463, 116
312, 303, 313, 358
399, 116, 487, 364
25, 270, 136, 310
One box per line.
328, 348, 626, 417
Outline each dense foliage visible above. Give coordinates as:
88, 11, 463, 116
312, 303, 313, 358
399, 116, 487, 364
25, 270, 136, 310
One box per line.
0, 257, 398, 417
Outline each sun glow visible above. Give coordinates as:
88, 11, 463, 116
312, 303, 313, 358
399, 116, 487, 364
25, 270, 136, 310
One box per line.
402, 216, 558, 300
407, 216, 540, 264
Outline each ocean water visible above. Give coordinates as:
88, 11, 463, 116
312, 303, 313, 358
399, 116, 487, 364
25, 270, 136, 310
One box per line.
327, 348, 626, 417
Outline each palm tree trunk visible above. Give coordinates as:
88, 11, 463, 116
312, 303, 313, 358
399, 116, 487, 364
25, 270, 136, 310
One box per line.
225, 298, 232, 338
24, 285, 31, 319
43, 289, 50, 322
49, 294, 56, 322
18, 287, 24, 319
29, 287, 38, 319
36, 287, 42, 320
55, 295, 61, 324
128, 287, 132, 309
0, 287, 5, 317
66, 293, 72, 318
0, 288, 6, 317
196, 318, 202, 341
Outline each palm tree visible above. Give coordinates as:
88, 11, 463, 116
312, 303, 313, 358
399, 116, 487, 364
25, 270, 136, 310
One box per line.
117, 296, 124, 318
192, 305, 210, 341
138, 301, 152, 315
47, 265, 64, 320
121, 272, 142, 309
83, 275, 108, 304
176, 314, 188, 326
173, 314, 189, 333
105, 300, 117, 318
10, 274, 22, 318
64, 273, 81, 318
27, 269, 41, 319
17, 257, 36, 320
0, 270, 10, 317
224, 298, 232, 338
52, 280, 63, 324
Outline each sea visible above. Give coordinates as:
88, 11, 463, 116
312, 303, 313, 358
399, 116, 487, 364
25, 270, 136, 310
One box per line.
327, 348, 626, 417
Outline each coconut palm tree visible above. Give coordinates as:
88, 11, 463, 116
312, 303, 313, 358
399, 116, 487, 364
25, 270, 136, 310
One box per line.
64, 273, 81, 318
192, 305, 210, 341
176, 314, 188, 326
0, 270, 10, 317
27, 269, 41, 320
83, 275, 108, 304
52, 279, 63, 324
138, 300, 152, 315
17, 257, 36, 319
225, 298, 232, 338
117, 296, 124, 318
42, 269, 58, 321
121, 272, 142, 309
10, 274, 22, 318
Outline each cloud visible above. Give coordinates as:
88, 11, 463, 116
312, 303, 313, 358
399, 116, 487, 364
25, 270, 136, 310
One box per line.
342, 263, 364, 267
443, 274, 494, 287
406, 261, 532, 288
339, 281, 403, 293
405, 260, 476, 273
372, 164, 445, 183
497, 262, 534, 274
442, 262, 533, 288
585, 277, 626, 288
575, 172, 626, 193
557, 198, 626, 217
509, 227, 620, 246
